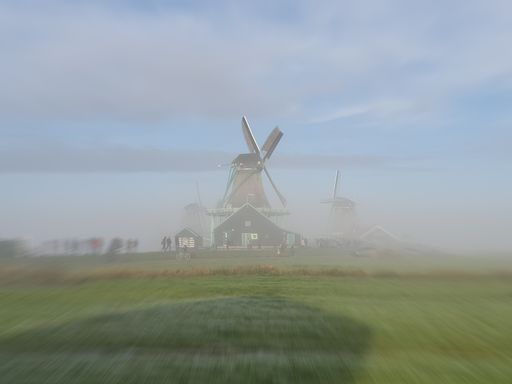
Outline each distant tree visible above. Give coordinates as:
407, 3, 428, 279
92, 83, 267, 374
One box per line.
0, 239, 26, 258
106, 238, 123, 255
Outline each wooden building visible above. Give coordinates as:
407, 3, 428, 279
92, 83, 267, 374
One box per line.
213, 203, 299, 248
175, 228, 203, 250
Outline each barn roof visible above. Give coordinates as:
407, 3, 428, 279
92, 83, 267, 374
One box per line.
214, 203, 284, 232
359, 225, 400, 242
175, 227, 202, 238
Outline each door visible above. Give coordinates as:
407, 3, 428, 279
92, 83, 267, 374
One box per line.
242, 233, 258, 247
286, 233, 296, 246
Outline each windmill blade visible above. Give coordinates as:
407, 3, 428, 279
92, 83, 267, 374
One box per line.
195, 181, 203, 207
332, 170, 341, 200
263, 167, 287, 207
241, 116, 260, 155
221, 166, 237, 205
261, 127, 283, 163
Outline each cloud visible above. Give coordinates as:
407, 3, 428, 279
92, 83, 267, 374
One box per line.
308, 99, 419, 124
0, 146, 229, 173
1, 1, 512, 123
0, 145, 414, 173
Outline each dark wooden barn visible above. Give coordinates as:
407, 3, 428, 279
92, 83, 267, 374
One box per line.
175, 228, 203, 250
213, 203, 300, 248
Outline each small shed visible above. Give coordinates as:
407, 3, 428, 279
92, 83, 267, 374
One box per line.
175, 228, 203, 250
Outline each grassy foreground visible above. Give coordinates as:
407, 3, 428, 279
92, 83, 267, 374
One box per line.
1, 251, 511, 383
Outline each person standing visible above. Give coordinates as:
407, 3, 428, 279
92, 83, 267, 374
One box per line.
161, 236, 167, 252
166, 236, 172, 252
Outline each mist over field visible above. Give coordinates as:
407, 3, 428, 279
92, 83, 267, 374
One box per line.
2, 168, 511, 253
2, 1, 511, 254
2, 2, 512, 381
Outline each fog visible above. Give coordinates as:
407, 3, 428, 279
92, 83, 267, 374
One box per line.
2, 166, 511, 253
4, 5, 512, 384
1, 0, 512, 254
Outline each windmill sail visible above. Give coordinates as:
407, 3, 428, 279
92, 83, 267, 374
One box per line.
332, 170, 340, 200
261, 127, 283, 162
264, 167, 287, 207
241, 116, 260, 154
224, 117, 286, 209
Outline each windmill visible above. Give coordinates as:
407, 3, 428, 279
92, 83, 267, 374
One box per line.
207, 116, 294, 248
221, 116, 287, 209
321, 170, 357, 238
181, 182, 208, 239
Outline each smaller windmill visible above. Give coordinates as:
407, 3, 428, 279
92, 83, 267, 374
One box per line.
181, 182, 208, 239
321, 170, 357, 238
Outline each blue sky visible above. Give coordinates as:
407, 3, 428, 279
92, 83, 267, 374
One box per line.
1, 0, 511, 251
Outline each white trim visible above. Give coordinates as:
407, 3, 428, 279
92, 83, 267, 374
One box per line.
176, 227, 202, 238
359, 225, 401, 242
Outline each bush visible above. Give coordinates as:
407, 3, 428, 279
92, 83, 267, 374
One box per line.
0, 239, 26, 258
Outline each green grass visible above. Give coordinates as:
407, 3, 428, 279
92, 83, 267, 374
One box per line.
1, 251, 511, 383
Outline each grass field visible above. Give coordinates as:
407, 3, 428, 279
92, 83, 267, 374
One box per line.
1, 250, 511, 383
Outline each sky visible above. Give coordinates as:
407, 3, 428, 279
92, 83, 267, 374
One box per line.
1, 0, 512, 252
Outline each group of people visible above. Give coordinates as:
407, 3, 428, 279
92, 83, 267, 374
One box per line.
161, 236, 173, 252
37, 237, 139, 256
161, 236, 191, 258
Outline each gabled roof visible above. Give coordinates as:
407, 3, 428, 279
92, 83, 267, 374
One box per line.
214, 203, 284, 232
176, 227, 202, 238
359, 225, 400, 242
